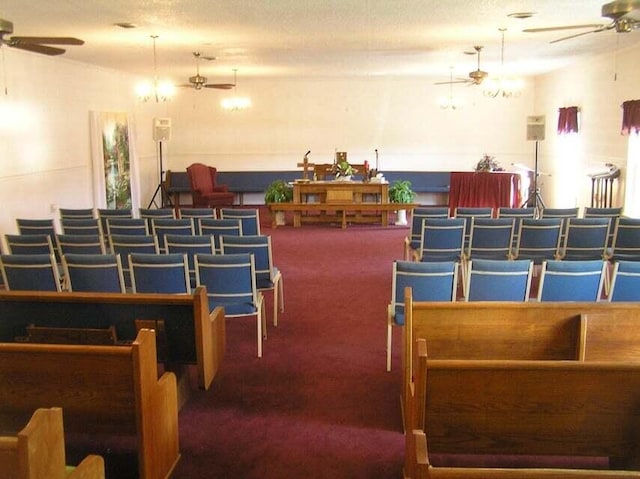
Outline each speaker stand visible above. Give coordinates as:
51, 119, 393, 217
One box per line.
147, 141, 172, 209
520, 140, 546, 216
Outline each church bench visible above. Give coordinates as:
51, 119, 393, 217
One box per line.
0, 329, 179, 479
402, 290, 640, 431
268, 202, 419, 228
406, 338, 640, 479
0, 286, 225, 394
0, 407, 105, 479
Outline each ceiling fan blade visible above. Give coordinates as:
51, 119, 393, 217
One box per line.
550, 25, 609, 44
9, 36, 84, 45
523, 23, 604, 33
205, 83, 235, 90
9, 42, 66, 55
434, 80, 469, 85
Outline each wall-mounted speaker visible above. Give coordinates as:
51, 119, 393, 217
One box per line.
526, 115, 545, 141
153, 117, 172, 142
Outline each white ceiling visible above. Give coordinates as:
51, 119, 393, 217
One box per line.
2, 0, 640, 85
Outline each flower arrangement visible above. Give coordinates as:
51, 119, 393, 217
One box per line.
475, 154, 502, 172
333, 160, 357, 178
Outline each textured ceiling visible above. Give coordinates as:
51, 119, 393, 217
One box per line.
1, 0, 640, 84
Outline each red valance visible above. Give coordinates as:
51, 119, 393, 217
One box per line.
557, 106, 579, 134
621, 100, 640, 135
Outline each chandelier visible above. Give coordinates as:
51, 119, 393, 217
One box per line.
483, 28, 523, 99
136, 35, 175, 102
221, 69, 251, 111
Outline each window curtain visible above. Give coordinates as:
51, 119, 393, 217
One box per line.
557, 106, 579, 134
621, 100, 640, 135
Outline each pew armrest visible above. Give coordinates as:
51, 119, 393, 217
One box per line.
68, 455, 106, 479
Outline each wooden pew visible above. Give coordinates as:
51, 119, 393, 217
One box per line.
0, 407, 105, 479
0, 286, 225, 392
407, 338, 640, 479
0, 329, 179, 479
403, 289, 640, 426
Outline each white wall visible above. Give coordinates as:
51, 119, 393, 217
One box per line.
534, 42, 640, 209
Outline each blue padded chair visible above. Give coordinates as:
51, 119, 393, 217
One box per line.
537, 259, 606, 302
220, 208, 261, 236
109, 234, 159, 288
165, 234, 216, 287
138, 207, 176, 228
178, 208, 217, 234
221, 234, 284, 327
60, 218, 103, 236
0, 253, 61, 291
199, 218, 243, 254
512, 218, 563, 264
560, 217, 610, 260
97, 208, 132, 240
195, 253, 266, 357
609, 261, 640, 302
5, 234, 56, 256
59, 208, 95, 219
151, 218, 195, 253
583, 207, 622, 248
415, 218, 465, 263
129, 252, 191, 294
56, 234, 106, 256
611, 217, 640, 262
16, 218, 59, 260
454, 207, 493, 249
540, 207, 579, 244
466, 217, 514, 260
464, 259, 533, 302
404, 207, 450, 261
497, 206, 536, 249
106, 218, 149, 238
62, 253, 126, 293
386, 260, 458, 371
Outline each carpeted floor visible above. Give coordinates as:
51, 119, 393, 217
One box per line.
165, 215, 408, 478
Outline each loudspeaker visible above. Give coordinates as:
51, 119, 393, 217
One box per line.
153, 118, 172, 142
526, 115, 545, 141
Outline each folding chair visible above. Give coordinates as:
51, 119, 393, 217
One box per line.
404, 207, 449, 261
221, 234, 284, 326
178, 208, 217, 234
56, 234, 106, 256
195, 253, 266, 357
512, 218, 563, 264
560, 217, 610, 260
16, 218, 58, 260
464, 259, 533, 302
62, 253, 126, 293
5, 234, 56, 256
220, 208, 261, 235
454, 207, 493, 249
60, 218, 103, 236
129, 252, 191, 294
415, 218, 465, 263
611, 217, 640, 262
540, 207, 579, 245
109, 234, 159, 288
609, 260, 640, 302
583, 206, 622, 248
199, 218, 243, 254
497, 206, 536, 248
59, 207, 95, 219
151, 218, 194, 253
0, 253, 61, 291
386, 260, 458, 371
165, 234, 216, 287
537, 259, 606, 302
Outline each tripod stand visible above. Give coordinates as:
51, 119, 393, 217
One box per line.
520, 140, 546, 216
147, 140, 172, 209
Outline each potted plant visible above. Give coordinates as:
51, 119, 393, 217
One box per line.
333, 161, 355, 181
264, 180, 293, 226
388, 180, 416, 226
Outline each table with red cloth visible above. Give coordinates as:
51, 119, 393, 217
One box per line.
448, 171, 522, 215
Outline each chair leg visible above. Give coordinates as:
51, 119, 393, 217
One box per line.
386, 324, 393, 372
257, 314, 263, 358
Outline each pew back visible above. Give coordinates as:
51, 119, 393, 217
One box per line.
0, 287, 224, 390
0, 329, 179, 479
0, 408, 104, 479
411, 340, 640, 473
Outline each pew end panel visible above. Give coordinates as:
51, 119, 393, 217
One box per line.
579, 312, 640, 361
0, 329, 180, 479
0, 407, 105, 479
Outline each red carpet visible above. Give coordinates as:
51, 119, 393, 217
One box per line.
169, 217, 408, 478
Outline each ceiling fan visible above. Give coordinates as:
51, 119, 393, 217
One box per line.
0, 18, 83, 56
179, 52, 235, 90
434, 46, 488, 86
523, 0, 640, 43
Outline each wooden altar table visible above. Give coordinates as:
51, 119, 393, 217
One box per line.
290, 180, 390, 227
448, 171, 522, 215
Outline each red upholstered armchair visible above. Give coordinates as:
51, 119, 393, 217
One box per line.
186, 163, 235, 207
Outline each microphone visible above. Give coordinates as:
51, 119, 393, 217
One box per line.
375, 149, 379, 170
304, 150, 311, 159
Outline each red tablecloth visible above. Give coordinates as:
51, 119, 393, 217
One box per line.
448, 171, 522, 215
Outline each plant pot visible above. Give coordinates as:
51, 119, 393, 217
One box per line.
395, 209, 408, 226
334, 176, 352, 182
275, 210, 286, 226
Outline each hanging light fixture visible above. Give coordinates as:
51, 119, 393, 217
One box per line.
437, 68, 463, 110
221, 69, 251, 111
136, 35, 175, 103
483, 28, 523, 99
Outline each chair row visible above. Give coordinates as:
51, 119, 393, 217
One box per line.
385, 258, 640, 371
